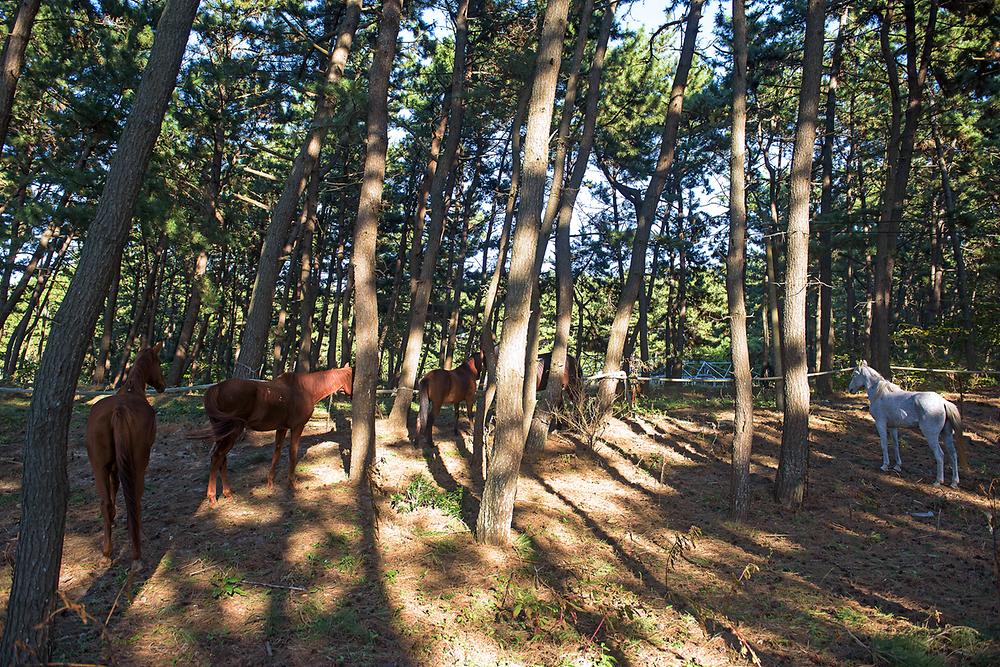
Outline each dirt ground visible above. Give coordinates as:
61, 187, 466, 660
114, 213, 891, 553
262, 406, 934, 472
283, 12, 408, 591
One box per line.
0, 388, 998, 666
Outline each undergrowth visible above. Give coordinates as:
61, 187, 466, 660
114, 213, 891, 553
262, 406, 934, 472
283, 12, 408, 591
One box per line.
390, 474, 464, 522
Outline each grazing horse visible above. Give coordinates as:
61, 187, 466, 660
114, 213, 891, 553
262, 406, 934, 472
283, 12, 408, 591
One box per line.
849, 361, 965, 488
202, 366, 353, 505
536, 351, 583, 396
416, 352, 483, 446
85, 344, 166, 570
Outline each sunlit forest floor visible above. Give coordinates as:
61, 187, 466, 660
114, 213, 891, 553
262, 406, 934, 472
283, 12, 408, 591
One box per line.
0, 388, 998, 666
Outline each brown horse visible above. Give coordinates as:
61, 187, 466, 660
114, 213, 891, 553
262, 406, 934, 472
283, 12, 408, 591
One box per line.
536, 351, 583, 396
85, 344, 166, 570
202, 366, 353, 505
415, 352, 483, 446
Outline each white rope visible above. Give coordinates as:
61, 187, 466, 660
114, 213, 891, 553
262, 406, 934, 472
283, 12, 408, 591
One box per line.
0, 364, 994, 401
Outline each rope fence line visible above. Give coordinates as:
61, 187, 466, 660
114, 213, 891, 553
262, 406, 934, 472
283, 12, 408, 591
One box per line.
0, 364, 996, 401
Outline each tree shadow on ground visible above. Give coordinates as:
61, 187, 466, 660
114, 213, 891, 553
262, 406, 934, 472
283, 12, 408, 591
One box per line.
43, 411, 414, 666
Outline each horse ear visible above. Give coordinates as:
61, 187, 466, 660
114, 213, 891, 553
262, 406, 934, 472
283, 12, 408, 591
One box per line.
860, 360, 867, 367
153, 341, 164, 354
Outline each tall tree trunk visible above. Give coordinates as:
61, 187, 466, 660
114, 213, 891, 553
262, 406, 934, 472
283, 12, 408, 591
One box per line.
773, 0, 825, 509
672, 194, 689, 377
525, 0, 617, 452
476, 0, 570, 546
933, 126, 974, 368
444, 156, 482, 368
168, 119, 225, 383
727, 0, 753, 521
349, 0, 401, 483
327, 234, 346, 368
472, 85, 531, 466
387, 0, 471, 433
234, 0, 362, 379
0, 0, 42, 152
521, 0, 597, 446
93, 263, 121, 385
761, 132, 785, 408
114, 233, 167, 386
167, 250, 208, 384
816, 7, 848, 394
597, 0, 704, 411
339, 264, 354, 367
295, 166, 321, 371
870, 0, 938, 378
0, 0, 200, 658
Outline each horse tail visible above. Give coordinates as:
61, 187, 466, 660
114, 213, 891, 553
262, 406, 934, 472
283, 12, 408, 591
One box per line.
202, 388, 246, 443
416, 378, 430, 442
944, 400, 968, 471
111, 407, 140, 557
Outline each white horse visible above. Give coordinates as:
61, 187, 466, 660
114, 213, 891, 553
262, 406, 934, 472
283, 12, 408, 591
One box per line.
848, 361, 963, 488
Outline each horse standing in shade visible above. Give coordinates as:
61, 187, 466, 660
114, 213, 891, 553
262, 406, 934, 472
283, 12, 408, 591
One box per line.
415, 352, 483, 447
86, 344, 166, 570
849, 361, 965, 488
202, 366, 353, 505
536, 351, 583, 396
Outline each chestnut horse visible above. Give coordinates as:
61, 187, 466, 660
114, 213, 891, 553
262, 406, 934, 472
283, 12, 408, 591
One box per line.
202, 366, 353, 505
85, 344, 166, 570
536, 351, 583, 396
415, 352, 483, 446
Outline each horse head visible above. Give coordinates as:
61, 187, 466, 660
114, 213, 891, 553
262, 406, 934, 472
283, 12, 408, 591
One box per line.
468, 352, 484, 378
341, 366, 354, 397
848, 360, 873, 393
143, 343, 167, 394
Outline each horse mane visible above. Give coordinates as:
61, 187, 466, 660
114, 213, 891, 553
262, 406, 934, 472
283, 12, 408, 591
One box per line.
873, 379, 903, 399
121, 349, 153, 394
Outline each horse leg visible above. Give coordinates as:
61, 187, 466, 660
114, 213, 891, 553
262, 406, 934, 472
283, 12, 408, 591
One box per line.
428, 403, 439, 445
454, 400, 462, 434
207, 434, 237, 505
267, 429, 287, 490
126, 460, 148, 569
94, 465, 115, 559
875, 421, 891, 472
891, 429, 902, 471
287, 425, 305, 491
920, 422, 946, 486
942, 424, 960, 488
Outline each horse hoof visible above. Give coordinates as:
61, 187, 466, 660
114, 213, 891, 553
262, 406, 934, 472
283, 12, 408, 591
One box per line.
880, 465, 890, 472
932, 481, 942, 487
892, 465, 902, 472
222, 490, 233, 499
207, 496, 217, 507
950, 481, 959, 489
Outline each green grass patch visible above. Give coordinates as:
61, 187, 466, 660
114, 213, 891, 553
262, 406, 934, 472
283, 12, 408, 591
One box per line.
871, 625, 999, 667
390, 474, 464, 522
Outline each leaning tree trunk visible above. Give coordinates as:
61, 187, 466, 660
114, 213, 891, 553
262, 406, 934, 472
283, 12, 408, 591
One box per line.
727, 0, 753, 521
349, 0, 402, 484
472, 85, 530, 470
773, 0, 825, 509
597, 0, 704, 413
476, 0, 570, 547
521, 0, 596, 449
0, 0, 42, 152
816, 6, 848, 395
525, 0, 617, 453
0, 0, 200, 659
234, 0, 362, 379
387, 0, 471, 434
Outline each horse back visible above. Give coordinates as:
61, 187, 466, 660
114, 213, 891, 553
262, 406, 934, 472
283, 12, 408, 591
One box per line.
422, 368, 474, 406
86, 393, 155, 461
